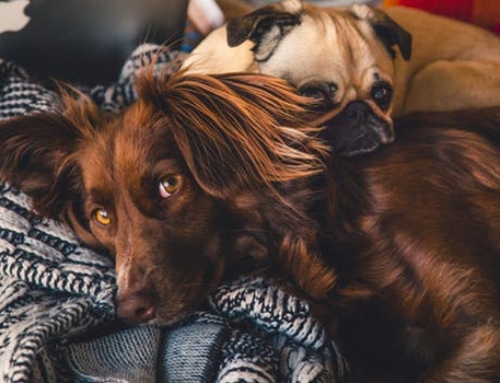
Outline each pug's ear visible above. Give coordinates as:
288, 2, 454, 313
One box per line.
226, 0, 303, 61
351, 4, 412, 61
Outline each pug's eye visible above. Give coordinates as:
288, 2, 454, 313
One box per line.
300, 86, 327, 101
159, 174, 182, 199
371, 82, 392, 110
92, 208, 111, 226
299, 82, 338, 105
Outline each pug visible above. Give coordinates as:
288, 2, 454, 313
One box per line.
182, 0, 500, 156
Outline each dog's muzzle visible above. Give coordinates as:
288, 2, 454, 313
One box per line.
321, 101, 394, 157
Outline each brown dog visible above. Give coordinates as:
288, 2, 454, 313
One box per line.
183, 0, 500, 157
3, 66, 500, 381
307, 106, 500, 382
0, 71, 331, 325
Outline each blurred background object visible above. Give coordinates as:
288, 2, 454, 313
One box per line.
382, 0, 500, 34
1, 0, 497, 86
0, 0, 189, 85
188, 0, 225, 35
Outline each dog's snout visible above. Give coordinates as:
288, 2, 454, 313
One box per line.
116, 292, 157, 324
321, 100, 393, 156
345, 101, 370, 124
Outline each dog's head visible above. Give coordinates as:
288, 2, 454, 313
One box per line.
184, 0, 412, 156
0, 71, 328, 325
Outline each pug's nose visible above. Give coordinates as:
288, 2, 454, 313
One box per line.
345, 101, 371, 124
116, 292, 157, 324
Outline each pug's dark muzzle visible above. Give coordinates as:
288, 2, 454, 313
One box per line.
320, 101, 394, 157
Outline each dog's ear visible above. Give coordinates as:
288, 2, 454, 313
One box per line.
0, 92, 99, 239
226, 0, 302, 60
350, 4, 412, 61
0, 113, 78, 214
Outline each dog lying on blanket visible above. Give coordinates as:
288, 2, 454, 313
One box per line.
183, 0, 500, 156
0, 70, 331, 325
260, 101, 500, 382
3, 61, 500, 381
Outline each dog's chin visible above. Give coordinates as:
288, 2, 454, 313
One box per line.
320, 101, 394, 157
146, 306, 197, 327
119, 292, 207, 327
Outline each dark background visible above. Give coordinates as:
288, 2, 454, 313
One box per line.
0, 0, 188, 86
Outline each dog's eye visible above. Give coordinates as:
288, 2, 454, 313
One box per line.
371, 82, 392, 110
159, 175, 182, 198
300, 87, 327, 101
92, 208, 111, 226
299, 82, 338, 105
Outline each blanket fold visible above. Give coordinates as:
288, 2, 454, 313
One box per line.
0, 45, 346, 383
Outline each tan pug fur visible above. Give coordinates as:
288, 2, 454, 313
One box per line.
385, 6, 500, 115
182, 0, 500, 154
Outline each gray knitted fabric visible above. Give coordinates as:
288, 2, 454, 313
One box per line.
0, 45, 347, 383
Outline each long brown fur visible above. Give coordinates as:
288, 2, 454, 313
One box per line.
0, 70, 335, 325
3, 65, 500, 382
308, 106, 500, 382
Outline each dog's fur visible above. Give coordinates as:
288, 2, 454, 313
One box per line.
0, 71, 333, 325
3, 64, 500, 381
309, 106, 500, 382
183, 0, 500, 157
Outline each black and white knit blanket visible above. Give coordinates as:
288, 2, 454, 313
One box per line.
0, 45, 347, 383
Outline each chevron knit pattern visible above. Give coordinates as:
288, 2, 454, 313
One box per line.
0, 45, 347, 383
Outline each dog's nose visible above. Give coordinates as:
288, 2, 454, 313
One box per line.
344, 101, 371, 124
116, 292, 157, 324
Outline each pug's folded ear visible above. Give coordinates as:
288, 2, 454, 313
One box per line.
350, 4, 412, 61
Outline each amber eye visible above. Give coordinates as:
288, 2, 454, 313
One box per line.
92, 208, 111, 226
159, 175, 182, 198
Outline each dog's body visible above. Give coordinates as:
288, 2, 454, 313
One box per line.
188, 12, 500, 380
183, 0, 500, 156
1, 65, 500, 380
385, 6, 500, 116
317, 107, 500, 382
0, 71, 332, 325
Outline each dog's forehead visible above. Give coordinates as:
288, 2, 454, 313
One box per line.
116, 103, 179, 163
80, 103, 179, 190
258, 8, 393, 89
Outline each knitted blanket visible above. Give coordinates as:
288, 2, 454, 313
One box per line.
0, 45, 347, 383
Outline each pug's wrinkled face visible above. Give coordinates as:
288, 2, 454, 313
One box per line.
254, 5, 400, 156
186, 0, 412, 156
